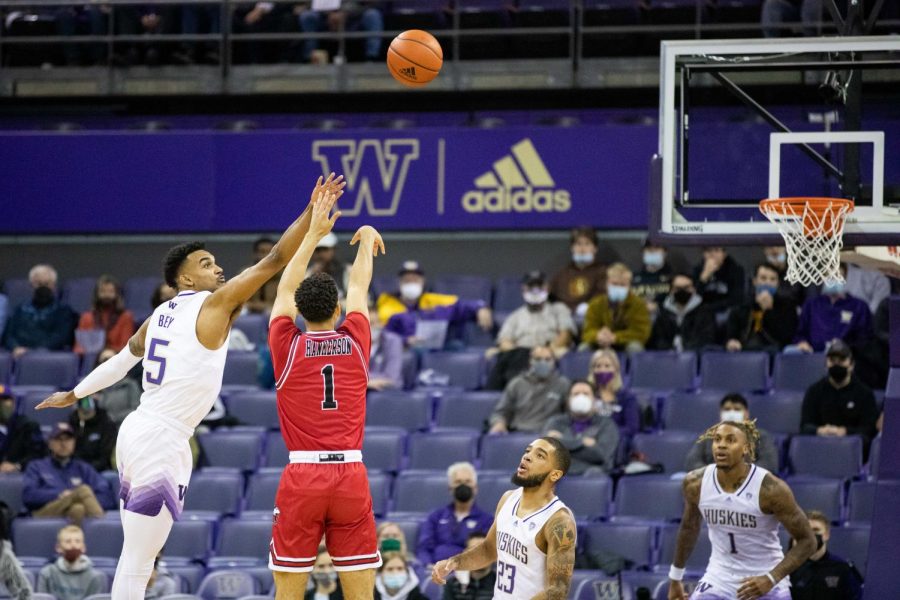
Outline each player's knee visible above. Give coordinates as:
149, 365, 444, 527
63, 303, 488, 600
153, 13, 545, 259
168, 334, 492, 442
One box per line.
273, 571, 307, 598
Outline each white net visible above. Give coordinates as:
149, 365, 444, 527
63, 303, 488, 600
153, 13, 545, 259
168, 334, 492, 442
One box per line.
759, 198, 854, 287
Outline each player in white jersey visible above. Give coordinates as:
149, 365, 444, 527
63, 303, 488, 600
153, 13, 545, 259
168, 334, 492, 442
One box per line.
36, 176, 345, 600
431, 437, 577, 600
668, 420, 816, 600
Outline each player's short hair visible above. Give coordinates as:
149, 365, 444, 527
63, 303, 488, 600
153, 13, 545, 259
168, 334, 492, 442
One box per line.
539, 436, 571, 477
447, 462, 477, 485
719, 393, 748, 409
698, 420, 761, 462
163, 241, 206, 288
805, 509, 830, 532
57, 524, 83, 541
754, 262, 780, 279
295, 272, 339, 323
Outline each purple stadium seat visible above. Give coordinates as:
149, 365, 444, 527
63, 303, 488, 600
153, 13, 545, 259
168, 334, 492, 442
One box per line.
748, 391, 803, 435
613, 475, 684, 522
390, 471, 450, 516
581, 522, 654, 569
225, 391, 279, 429
661, 391, 722, 432
846, 480, 876, 524
479, 433, 536, 471
165, 519, 214, 563
788, 435, 862, 479
573, 576, 634, 600
232, 314, 268, 346
197, 570, 260, 600
476, 471, 516, 513
558, 350, 594, 382
214, 520, 274, 564
869, 435, 881, 478
183, 470, 244, 516
788, 478, 843, 522
828, 524, 871, 571
772, 353, 826, 391
166, 564, 205, 593
366, 391, 432, 431
198, 431, 264, 472
656, 524, 712, 572
21, 390, 74, 427
244, 469, 282, 512
363, 429, 407, 472
492, 276, 522, 313
61, 277, 98, 314
15, 351, 79, 389
222, 352, 259, 388
699, 351, 770, 392
631, 431, 697, 474
124, 277, 162, 312
432, 275, 493, 304
434, 391, 499, 430
630, 352, 697, 391
83, 519, 124, 559
407, 430, 480, 470
421, 352, 485, 391
401, 352, 419, 390
463, 321, 495, 348
0, 473, 24, 516
264, 431, 289, 468
369, 471, 392, 518
2, 279, 34, 310
12, 517, 69, 559
370, 275, 396, 299
557, 476, 613, 521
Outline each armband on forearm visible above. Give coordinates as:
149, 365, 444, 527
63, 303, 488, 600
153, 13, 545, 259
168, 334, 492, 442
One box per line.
73, 345, 142, 398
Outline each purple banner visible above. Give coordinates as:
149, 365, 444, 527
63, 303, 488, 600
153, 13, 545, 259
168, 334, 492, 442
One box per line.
0, 126, 654, 233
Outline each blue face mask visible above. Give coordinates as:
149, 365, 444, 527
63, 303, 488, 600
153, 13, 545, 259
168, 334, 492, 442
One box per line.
643, 251, 664, 269
607, 285, 629, 303
572, 252, 594, 266
382, 573, 407, 590
823, 282, 846, 296
755, 285, 777, 297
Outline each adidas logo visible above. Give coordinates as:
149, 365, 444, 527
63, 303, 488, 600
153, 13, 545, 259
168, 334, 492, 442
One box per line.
461, 139, 571, 213
399, 66, 417, 80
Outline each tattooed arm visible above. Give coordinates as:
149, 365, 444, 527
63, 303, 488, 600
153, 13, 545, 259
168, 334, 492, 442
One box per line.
668, 467, 704, 600
737, 473, 816, 600
530, 509, 577, 600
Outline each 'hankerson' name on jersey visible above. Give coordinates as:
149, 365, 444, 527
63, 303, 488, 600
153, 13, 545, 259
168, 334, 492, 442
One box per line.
305, 338, 353, 358
703, 508, 758, 528
497, 530, 529, 564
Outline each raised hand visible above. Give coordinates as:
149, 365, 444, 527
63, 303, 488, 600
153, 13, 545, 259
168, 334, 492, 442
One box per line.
309, 191, 342, 240
310, 172, 346, 207
350, 225, 386, 257
36, 390, 77, 410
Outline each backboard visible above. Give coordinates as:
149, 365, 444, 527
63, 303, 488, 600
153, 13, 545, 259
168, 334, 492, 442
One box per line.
650, 36, 900, 246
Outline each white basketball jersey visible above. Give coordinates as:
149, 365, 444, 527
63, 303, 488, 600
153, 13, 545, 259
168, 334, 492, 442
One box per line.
493, 488, 573, 600
139, 290, 229, 431
698, 464, 789, 595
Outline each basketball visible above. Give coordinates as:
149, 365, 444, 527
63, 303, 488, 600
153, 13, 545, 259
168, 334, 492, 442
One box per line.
387, 30, 443, 88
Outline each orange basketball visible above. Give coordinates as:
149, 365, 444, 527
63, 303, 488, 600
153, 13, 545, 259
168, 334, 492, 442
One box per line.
387, 30, 443, 88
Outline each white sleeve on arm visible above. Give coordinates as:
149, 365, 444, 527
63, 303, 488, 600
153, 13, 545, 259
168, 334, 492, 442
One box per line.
73, 345, 143, 399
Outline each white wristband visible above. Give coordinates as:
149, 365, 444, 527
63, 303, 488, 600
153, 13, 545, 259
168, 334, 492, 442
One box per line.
765, 572, 777, 585
668, 565, 685, 581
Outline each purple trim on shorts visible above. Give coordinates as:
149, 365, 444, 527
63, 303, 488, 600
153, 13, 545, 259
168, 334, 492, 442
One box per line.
690, 584, 791, 600
119, 474, 183, 520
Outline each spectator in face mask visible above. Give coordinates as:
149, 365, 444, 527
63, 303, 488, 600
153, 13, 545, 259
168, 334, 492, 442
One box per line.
377, 522, 414, 562
549, 226, 607, 320
2, 264, 77, 358
377, 261, 492, 349
647, 274, 717, 352
440, 532, 496, 600
763, 245, 806, 306
74, 274, 135, 354
488, 345, 570, 434
67, 395, 117, 472
790, 510, 863, 600
417, 463, 494, 569
0, 387, 47, 473
485, 271, 575, 391
691, 246, 746, 316
791, 264, 872, 353
544, 380, 619, 475
37, 525, 106, 600
631, 240, 673, 318
588, 350, 641, 440
581, 263, 651, 354
304, 546, 343, 600
725, 263, 798, 353
375, 552, 426, 600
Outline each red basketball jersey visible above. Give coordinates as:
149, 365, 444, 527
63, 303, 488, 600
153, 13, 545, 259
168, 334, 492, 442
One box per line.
269, 312, 371, 451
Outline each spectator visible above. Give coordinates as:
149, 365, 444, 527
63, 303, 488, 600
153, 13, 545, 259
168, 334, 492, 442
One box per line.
377, 521, 414, 561
844, 262, 890, 315
684, 393, 779, 473
725, 263, 798, 353
549, 226, 607, 319
544, 380, 619, 475
3, 264, 77, 358
800, 341, 878, 452
485, 271, 575, 390
581, 263, 651, 353
761, 0, 823, 38
691, 247, 746, 317
91, 349, 141, 426
377, 261, 492, 350
232, 2, 294, 64
631, 239, 673, 318
416, 462, 493, 568
369, 309, 404, 392
75, 275, 135, 353
68, 396, 117, 472
37, 524, 106, 600
305, 546, 343, 600
174, 3, 221, 65
488, 345, 569, 434
244, 237, 280, 314
588, 349, 641, 440
150, 282, 177, 308
440, 533, 495, 600
792, 265, 872, 353
145, 553, 179, 598
297, 1, 384, 63
0, 292, 8, 342
23, 423, 114, 524
0, 537, 32, 600
308, 233, 350, 298
115, 4, 176, 66
790, 509, 863, 600
375, 552, 426, 600
0, 386, 46, 472
647, 273, 717, 352
762, 245, 806, 306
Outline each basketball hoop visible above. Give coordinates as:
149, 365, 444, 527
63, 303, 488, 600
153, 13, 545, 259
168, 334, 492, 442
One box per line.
759, 197, 855, 287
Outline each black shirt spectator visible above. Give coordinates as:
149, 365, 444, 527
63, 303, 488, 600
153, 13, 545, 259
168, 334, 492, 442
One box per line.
3, 264, 76, 357
790, 510, 863, 600
692, 247, 746, 314
725, 263, 798, 353
762, 245, 806, 306
67, 399, 117, 472
631, 241, 673, 316
647, 274, 717, 351
0, 388, 46, 472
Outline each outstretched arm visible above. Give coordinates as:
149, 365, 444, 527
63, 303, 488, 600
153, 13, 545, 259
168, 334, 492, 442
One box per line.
269, 191, 342, 324
530, 510, 577, 600
345, 225, 386, 319
668, 468, 704, 600
737, 474, 816, 600
432, 490, 509, 585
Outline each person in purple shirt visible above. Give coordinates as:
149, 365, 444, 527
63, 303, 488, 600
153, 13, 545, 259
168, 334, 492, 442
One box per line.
416, 462, 494, 569
588, 349, 641, 439
23, 423, 115, 525
793, 266, 872, 353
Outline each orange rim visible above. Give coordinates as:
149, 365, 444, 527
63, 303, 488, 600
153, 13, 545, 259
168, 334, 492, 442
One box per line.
760, 197, 854, 237
759, 197, 854, 216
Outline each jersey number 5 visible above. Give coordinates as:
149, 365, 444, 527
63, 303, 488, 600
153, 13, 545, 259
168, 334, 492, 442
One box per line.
321, 364, 338, 410
145, 338, 169, 385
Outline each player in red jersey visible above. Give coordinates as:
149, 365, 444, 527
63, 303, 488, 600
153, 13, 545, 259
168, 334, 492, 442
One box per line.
267, 190, 386, 600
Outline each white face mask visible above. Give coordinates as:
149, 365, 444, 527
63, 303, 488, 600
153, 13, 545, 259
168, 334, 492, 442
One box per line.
523, 288, 549, 305
721, 409, 744, 423
643, 251, 664, 268
569, 394, 593, 415
400, 282, 423, 302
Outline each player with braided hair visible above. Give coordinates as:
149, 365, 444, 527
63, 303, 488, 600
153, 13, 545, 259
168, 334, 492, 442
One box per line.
668, 420, 816, 600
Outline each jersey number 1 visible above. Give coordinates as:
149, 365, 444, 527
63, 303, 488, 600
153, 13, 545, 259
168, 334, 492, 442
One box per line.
728, 532, 738, 554
321, 364, 338, 410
